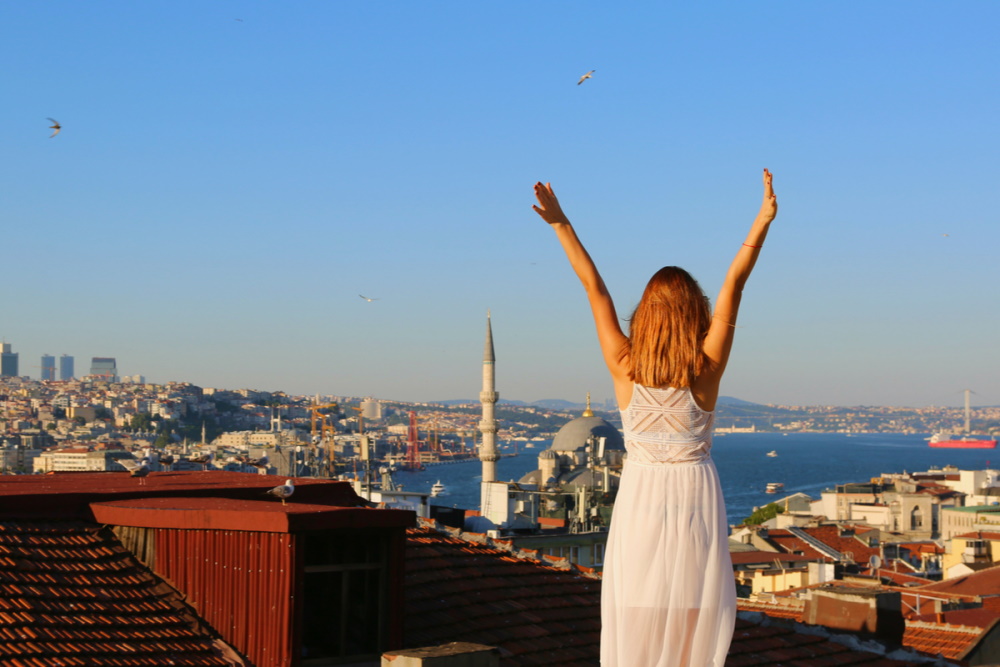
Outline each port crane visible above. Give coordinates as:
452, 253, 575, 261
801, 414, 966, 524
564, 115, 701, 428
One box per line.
308, 402, 339, 477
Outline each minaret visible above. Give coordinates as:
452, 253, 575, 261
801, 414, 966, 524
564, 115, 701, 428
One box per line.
479, 311, 499, 483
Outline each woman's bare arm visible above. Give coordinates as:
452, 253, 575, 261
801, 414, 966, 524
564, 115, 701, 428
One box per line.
694, 169, 778, 408
533, 182, 632, 398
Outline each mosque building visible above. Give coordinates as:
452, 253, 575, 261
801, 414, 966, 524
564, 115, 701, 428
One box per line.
471, 313, 624, 567
518, 393, 625, 495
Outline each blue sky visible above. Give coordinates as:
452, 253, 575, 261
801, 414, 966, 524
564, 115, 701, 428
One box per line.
2, 2, 998, 408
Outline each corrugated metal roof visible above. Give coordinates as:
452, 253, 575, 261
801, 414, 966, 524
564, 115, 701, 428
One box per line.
157, 527, 296, 666
0, 471, 366, 520
91, 496, 413, 532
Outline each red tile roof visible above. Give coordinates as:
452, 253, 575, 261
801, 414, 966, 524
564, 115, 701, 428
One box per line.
727, 617, 912, 666
911, 608, 1000, 630
915, 563, 1000, 597
0, 519, 244, 666
800, 525, 881, 564
763, 530, 829, 560
404, 525, 602, 665
903, 619, 987, 661
737, 598, 805, 622
404, 523, 926, 666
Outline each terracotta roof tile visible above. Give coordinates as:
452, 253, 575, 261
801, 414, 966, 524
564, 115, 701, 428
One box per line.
405, 527, 602, 666
0, 520, 238, 666
405, 524, 927, 666
727, 617, 914, 666
903, 619, 985, 660
914, 562, 1000, 597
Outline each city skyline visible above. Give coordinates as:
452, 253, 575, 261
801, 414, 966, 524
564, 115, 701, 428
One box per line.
3, 3, 999, 408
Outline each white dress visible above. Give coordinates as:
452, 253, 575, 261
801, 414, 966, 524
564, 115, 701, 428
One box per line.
601, 384, 735, 667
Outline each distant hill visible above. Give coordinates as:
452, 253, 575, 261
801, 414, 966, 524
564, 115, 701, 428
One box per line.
433, 398, 573, 409
717, 396, 762, 407
435, 396, 765, 413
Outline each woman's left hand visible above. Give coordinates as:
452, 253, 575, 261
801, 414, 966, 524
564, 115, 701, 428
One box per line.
532, 182, 572, 226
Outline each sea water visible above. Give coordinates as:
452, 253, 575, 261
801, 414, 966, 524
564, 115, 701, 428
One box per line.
395, 433, 997, 524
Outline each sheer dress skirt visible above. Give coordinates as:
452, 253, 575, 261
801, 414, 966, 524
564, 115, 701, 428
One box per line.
600, 457, 735, 667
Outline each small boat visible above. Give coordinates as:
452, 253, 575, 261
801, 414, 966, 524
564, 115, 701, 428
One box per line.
765, 482, 784, 494
430, 480, 446, 497
766, 450, 778, 458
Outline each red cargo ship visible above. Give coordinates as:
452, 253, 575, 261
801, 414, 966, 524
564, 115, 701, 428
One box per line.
927, 433, 998, 449
927, 390, 997, 449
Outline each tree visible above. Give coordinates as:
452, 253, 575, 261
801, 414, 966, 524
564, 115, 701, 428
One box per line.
130, 413, 153, 432
742, 502, 784, 526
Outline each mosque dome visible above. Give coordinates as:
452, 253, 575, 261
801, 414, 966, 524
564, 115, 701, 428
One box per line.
550, 416, 624, 453
538, 449, 558, 460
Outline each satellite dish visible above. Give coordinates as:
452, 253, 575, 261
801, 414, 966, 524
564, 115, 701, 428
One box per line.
869, 555, 882, 570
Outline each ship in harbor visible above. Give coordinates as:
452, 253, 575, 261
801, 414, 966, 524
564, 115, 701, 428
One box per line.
927, 432, 997, 449
927, 389, 998, 449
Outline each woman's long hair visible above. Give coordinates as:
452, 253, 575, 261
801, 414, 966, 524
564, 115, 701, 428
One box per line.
626, 266, 711, 388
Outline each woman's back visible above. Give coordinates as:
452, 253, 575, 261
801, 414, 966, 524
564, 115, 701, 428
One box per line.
619, 384, 714, 466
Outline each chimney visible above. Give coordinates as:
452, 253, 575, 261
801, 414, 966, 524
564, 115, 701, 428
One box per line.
803, 586, 904, 646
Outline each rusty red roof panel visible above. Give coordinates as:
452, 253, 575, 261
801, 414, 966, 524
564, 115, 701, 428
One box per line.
154, 527, 295, 666
91, 496, 413, 532
0, 471, 366, 520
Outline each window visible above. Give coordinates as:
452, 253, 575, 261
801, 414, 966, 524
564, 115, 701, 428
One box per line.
301, 529, 389, 665
593, 542, 605, 566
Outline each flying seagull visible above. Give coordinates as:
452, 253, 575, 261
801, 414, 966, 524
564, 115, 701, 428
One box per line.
47, 118, 61, 138
359, 294, 378, 302
577, 70, 595, 85
266, 479, 295, 505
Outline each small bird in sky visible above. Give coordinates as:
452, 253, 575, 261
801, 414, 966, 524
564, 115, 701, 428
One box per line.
266, 479, 295, 505
47, 118, 61, 138
359, 294, 378, 302
577, 70, 595, 85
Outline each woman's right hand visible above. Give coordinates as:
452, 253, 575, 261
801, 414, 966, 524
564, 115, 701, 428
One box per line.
532, 182, 572, 226
758, 169, 777, 223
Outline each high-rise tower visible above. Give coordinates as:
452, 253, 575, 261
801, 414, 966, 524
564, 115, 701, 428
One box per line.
60, 355, 74, 381
40, 355, 56, 381
90, 357, 118, 381
478, 311, 499, 484
1, 343, 18, 378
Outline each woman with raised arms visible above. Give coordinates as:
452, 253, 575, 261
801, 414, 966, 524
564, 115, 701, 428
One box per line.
532, 170, 778, 666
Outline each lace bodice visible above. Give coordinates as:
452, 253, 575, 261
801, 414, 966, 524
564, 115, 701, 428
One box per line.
619, 384, 714, 465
